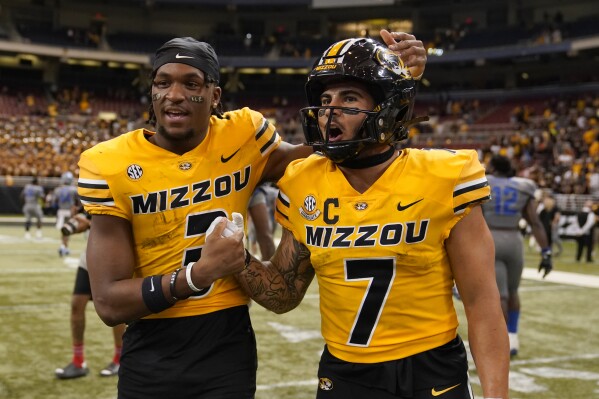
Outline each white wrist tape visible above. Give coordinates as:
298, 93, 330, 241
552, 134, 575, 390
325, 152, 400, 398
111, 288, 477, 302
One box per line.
185, 262, 202, 292
231, 212, 244, 230
205, 212, 244, 237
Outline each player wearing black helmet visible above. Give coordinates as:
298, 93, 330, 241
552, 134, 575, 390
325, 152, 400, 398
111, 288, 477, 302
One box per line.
301, 37, 426, 165
238, 35, 509, 399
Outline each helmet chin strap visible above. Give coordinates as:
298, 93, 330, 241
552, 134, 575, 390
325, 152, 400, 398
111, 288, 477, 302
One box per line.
337, 145, 395, 169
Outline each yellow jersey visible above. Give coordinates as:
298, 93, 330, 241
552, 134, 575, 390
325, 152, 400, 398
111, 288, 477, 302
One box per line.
275, 148, 490, 363
78, 107, 281, 319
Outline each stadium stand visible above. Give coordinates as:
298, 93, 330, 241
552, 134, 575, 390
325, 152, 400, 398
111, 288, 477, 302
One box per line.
0, 0, 597, 214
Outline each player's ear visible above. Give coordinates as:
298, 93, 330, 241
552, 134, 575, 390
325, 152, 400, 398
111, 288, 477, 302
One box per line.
211, 86, 222, 110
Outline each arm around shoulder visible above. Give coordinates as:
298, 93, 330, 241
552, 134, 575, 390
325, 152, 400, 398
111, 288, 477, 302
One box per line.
261, 141, 313, 183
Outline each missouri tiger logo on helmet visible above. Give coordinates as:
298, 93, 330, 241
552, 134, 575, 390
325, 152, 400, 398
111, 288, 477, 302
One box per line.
375, 47, 411, 79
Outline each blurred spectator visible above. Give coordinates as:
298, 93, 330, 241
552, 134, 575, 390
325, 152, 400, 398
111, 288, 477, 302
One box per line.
575, 200, 596, 262
588, 162, 599, 196
538, 191, 563, 256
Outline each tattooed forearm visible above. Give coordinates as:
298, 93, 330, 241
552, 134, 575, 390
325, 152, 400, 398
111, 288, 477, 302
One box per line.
236, 228, 315, 314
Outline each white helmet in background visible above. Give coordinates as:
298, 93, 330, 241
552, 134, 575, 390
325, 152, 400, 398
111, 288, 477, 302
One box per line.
61, 171, 74, 185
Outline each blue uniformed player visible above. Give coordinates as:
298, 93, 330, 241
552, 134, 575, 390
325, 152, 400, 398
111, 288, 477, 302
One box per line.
482, 154, 552, 357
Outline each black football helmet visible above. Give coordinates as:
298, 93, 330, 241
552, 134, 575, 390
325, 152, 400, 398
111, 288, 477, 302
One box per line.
300, 37, 421, 163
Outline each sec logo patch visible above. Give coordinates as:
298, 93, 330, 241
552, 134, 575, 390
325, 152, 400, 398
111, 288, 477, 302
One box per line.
300, 194, 321, 221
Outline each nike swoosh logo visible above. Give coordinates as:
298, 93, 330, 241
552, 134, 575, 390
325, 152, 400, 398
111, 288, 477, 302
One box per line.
175, 53, 194, 59
431, 383, 461, 397
221, 148, 241, 163
149, 278, 155, 292
397, 198, 424, 211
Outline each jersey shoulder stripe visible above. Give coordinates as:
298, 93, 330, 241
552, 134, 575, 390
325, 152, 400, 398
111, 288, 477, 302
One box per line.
229, 107, 281, 157
78, 196, 115, 208
78, 176, 113, 207
403, 148, 490, 215
274, 155, 325, 227
450, 150, 490, 214
453, 177, 490, 214
77, 130, 149, 218
256, 119, 280, 156
453, 177, 489, 197
454, 195, 491, 214
78, 178, 109, 190
255, 118, 269, 139
275, 190, 291, 222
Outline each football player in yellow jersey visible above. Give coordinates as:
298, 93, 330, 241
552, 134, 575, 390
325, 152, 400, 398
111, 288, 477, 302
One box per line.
237, 38, 510, 399
77, 37, 313, 399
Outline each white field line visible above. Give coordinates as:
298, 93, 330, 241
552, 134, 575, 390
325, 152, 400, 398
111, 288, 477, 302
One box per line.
0, 267, 75, 274
0, 303, 69, 312
522, 267, 599, 288
257, 379, 317, 390
519, 285, 582, 292
0, 235, 60, 245
509, 353, 599, 366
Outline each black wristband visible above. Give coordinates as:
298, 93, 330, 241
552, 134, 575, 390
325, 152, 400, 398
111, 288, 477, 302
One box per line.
141, 275, 174, 314
169, 268, 185, 301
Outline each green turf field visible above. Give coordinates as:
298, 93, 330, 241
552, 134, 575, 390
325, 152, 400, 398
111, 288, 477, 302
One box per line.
1, 223, 598, 399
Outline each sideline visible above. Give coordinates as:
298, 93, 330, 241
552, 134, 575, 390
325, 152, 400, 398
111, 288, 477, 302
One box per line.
522, 267, 599, 288
0, 216, 55, 227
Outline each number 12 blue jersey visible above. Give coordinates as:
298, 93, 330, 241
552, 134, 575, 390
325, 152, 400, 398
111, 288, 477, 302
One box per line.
482, 175, 537, 230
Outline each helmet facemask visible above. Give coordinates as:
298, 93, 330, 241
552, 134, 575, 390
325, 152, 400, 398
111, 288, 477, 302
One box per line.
300, 105, 375, 163
301, 37, 423, 164
300, 88, 416, 163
